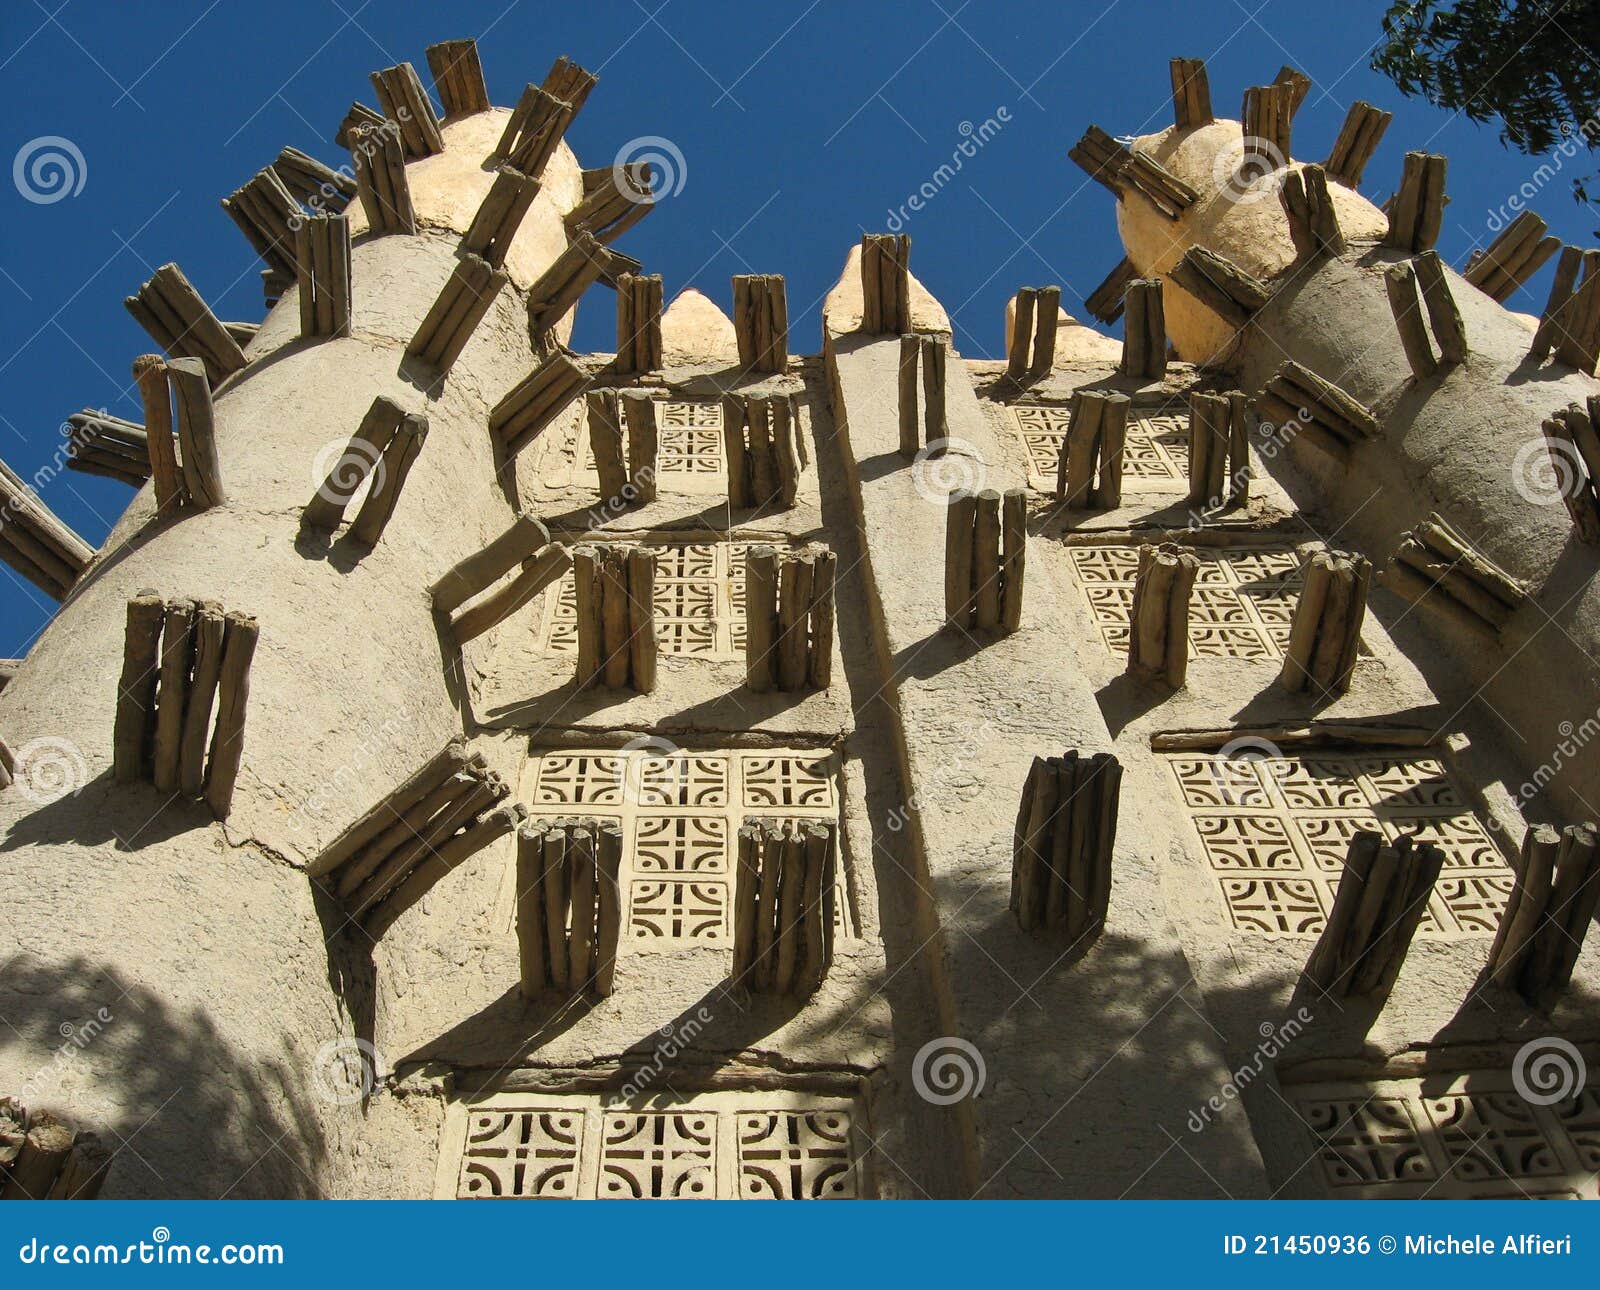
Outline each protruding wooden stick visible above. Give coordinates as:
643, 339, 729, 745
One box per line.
1008, 287, 1037, 378
166, 357, 226, 509
1000, 489, 1026, 633
776, 550, 814, 691
426, 38, 490, 118
1031, 284, 1060, 373
1069, 125, 1197, 217
1384, 261, 1439, 379
1085, 257, 1134, 324
113, 590, 165, 783
1544, 405, 1600, 542
542, 55, 598, 117
363, 800, 524, 939
973, 490, 1002, 630
1323, 101, 1391, 187
1170, 57, 1213, 129
349, 411, 427, 545
621, 390, 658, 504
516, 820, 549, 997
626, 546, 657, 694
586, 390, 627, 501
462, 166, 541, 270
1413, 250, 1468, 364
565, 161, 655, 243
920, 335, 947, 445
490, 351, 591, 458
63, 409, 151, 487
1186, 390, 1230, 509
125, 263, 248, 387
351, 122, 415, 235
745, 544, 778, 692
221, 167, 299, 279
770, 394, 802, 508
722, 395, 750, 509
1168, 246, 1268, 331
1255, 359, 1380, 457
131, 356, 183, 518
0, 457, 93, 599
1529, 244, 1585, 362
407, 253, 508, 372
1378, 511, 1525, 634
336, 101, 386, 150
308, 740, 472, 877
1384, 151, 1447, 253
809, 546, 836, 689
0, 1112, 75, 1200
944, 490, 978, 629
897, 334, 920, 455
176, 600, 225, 798
735, 818, 838, 995
1127, 543, 1199, 686
732, 274, 789, 373
1121, 278, 1167, 380
614, 272, 663, 373
1011, 751, 1122, 936
1274, 65, 1311, 117
599, 546, 631, 690
273, 146, 357, 210
1553, 255, 1600, 374
431, 512, 552, 614
151, 598, 195, 793
370, 62, 444, 159
294, 213, 352, 339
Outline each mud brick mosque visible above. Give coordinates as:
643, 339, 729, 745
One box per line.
0, 40, 1597, 1199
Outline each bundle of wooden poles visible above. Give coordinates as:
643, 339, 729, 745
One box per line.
0, 458, 92, 600
113, 592, 259, 819
944, 488, 1025, 634
311, 740, 522, 936
1542, 398, 1600, 542
860, 233, 910, 333
302, 397, 428, 543
1486, 822, 1600, 1009
565, 161, 655, 244
351, 121, 415, 235
1056, 389, 1131, 509
1302, 830, 1445, 998
1126, 543, 1199, 687
516, 816, 623, 998
733, 817, 839, 997
1007, 286, 1061, 379
733, 274, 790, 373
1011, 750, 1122, 937
425, 38, 491, 119
1069, 125, 1197, 220
1532, 246, 1600, 373
1279, 165, 1345, 260
1185, 389, 1251, 510
1168, 246, 1268, 332
1384, 251, 1469, 378
490, 351, 591, 460
1323, 100, 1391, 187
62, 410, 151, 487
573, 544, 657, 693
1, 1100, 110, 1199
1463, 210, 1559, 303
587, 389, 659, 505
614, 272, 663, 374
124, 263, 248, 387
744, 543, 836, 692
723, 393, 804, 510
1279, 550, 1370, 698
294, 212, 352, 338
1085, 257, 1134, 325
1120, 279, 1167, 380
1240, 82, 1294, 169
1377, 512, 1525, 637
430, 512, 573, 646
1383, 151, 1448, 254
370, 61, 443, 159
407, 253, 508, 373
897, 334, 947, 454
132, 354, 225, 513
1253, 359, 1380, 458
526, 230, 636, 339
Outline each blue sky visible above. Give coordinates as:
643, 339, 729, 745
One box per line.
1, 0, 1595, 656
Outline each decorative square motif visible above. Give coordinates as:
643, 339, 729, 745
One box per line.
450, 1091, 867, 1199
458, 1107, 586, 1199
1168, 751, 1512, 937
1292, 1071, 1600, 1199
1008, 404, 1191, 490
538, 540, 758, 660
578, 401, 726, 481
510, 747, 849, 950
1067, 543, 1311, 661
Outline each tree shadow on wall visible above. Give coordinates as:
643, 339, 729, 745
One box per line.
0, 956, 330, 1198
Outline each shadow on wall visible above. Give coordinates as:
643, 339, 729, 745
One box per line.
0, 956, 331, 1198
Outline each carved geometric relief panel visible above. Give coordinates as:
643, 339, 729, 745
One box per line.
1009, 403, 1191, 492
575, 401, 727, 494
1167, 751, 1513, 937
449, 1090, 867, 1199
1067, 542, 1307, 660
538, 540, 755, 659
502, 746, 849, 950
1291, 1072, 1599, 1199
